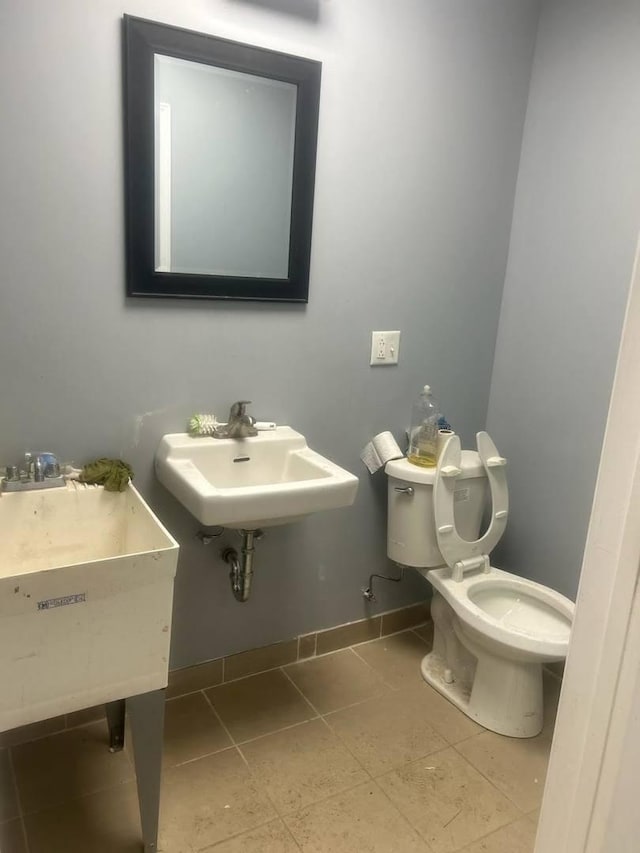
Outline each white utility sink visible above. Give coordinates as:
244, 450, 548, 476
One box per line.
0, 482, 178, 731
155, 427, 359, 528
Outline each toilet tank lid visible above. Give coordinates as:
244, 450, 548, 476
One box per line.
385, 450, 484, 484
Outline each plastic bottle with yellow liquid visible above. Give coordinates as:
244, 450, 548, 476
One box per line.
407, 385, 441, 467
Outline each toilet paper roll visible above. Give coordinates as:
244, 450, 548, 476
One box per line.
360, 431, 404, 474
437, 429, 455, 459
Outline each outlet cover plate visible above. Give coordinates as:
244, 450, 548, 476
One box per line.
370, 330, 401, 366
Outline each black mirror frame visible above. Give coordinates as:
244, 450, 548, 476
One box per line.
123, 16, 321, 303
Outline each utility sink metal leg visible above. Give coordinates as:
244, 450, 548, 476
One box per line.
105, 699, 126, 752
128, 689, 166, 853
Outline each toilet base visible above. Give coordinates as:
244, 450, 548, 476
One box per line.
421, 649, 544, 738
424, 591, 545, 738
421, 651, 475, 716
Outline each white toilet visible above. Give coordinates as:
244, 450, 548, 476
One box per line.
386, 431, 574, 738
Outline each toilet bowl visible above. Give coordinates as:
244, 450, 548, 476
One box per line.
386, 431, 574, 738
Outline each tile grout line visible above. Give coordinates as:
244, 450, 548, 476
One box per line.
199, 688, 302, 846
315, 689, 389, 719
199, 689, 248, 773
193, 686, 533, 851
371, 776, 438, 853
201, 680, 332, 842
279, 664, 381, 786
412, 625, 433, 643
15, 776, 137, 821
318, 622, 432, 662
234, 715, 321, 750
273, 667, 382, 814
0, 623, 434, 756
7, 747, 31, 853
289, 630, 536, 846
284, 646, 390, 716
370, 742, 530, 853
278, 778, 386, 825
168, 623, 432, 702
0, 723, 67, 751
2, 620, 432, 749
166, 685, 220, 702
449, 737, 534, 816
278, 666, 326, 720
349, 643, 403, 691
349, 629, 434, 692
195, 816, 303, 853
456, 814, 537, 852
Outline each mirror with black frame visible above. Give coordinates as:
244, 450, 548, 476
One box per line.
123, 16, 321, 302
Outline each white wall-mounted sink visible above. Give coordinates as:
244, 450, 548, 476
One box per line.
155, 427, 359, 528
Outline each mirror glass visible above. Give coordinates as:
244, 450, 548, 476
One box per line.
154, 56, 297, 278
123, 16, 321, 302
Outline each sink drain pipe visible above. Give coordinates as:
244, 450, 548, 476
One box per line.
222, 529, 262, 602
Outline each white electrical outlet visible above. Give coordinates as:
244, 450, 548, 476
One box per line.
370, 331, 401, 366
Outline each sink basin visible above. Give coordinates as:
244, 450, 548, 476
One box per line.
0, 482, 178, 731
155, 427, 359, 528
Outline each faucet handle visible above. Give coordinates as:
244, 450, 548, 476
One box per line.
229, 400, 252, 418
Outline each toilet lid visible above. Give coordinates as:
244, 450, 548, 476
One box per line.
433, 431, 508, 570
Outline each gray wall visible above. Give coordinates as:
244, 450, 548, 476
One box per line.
0, 0, 540, 667
486, 0, 640, 600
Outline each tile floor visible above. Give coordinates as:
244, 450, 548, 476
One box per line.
0, 627, 560, 852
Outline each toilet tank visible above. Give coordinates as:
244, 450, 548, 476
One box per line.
386, 451, 487, 568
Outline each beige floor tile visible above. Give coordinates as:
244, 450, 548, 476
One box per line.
159, 747, 276, 851
354, 631, 432, 689
284, 649, 388, 713
285, 781, 431, 853
325, 686, 447, 776
413, 622, 435, 648
458, 816, 537, 853
24, 782, 142, 853
200, 818, 299, 852
205, 669, 315, 743
378, 746, 520, 853
13, 721, 134, 815
163, 693, 232, 766
407, 683, 483, 744
456, 730, 551, 813
241, 718, 368, 814
0, 820, 27, 853
0, 749, 18, 823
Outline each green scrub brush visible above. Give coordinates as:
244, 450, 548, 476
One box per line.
188, 414, 277, 436
188, 414, 220, 436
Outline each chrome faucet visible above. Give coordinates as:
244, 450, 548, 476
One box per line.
2, 451, 64, 492
221, 401, 258, 439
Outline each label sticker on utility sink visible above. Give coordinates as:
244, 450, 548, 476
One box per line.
37, 593, 87, 611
